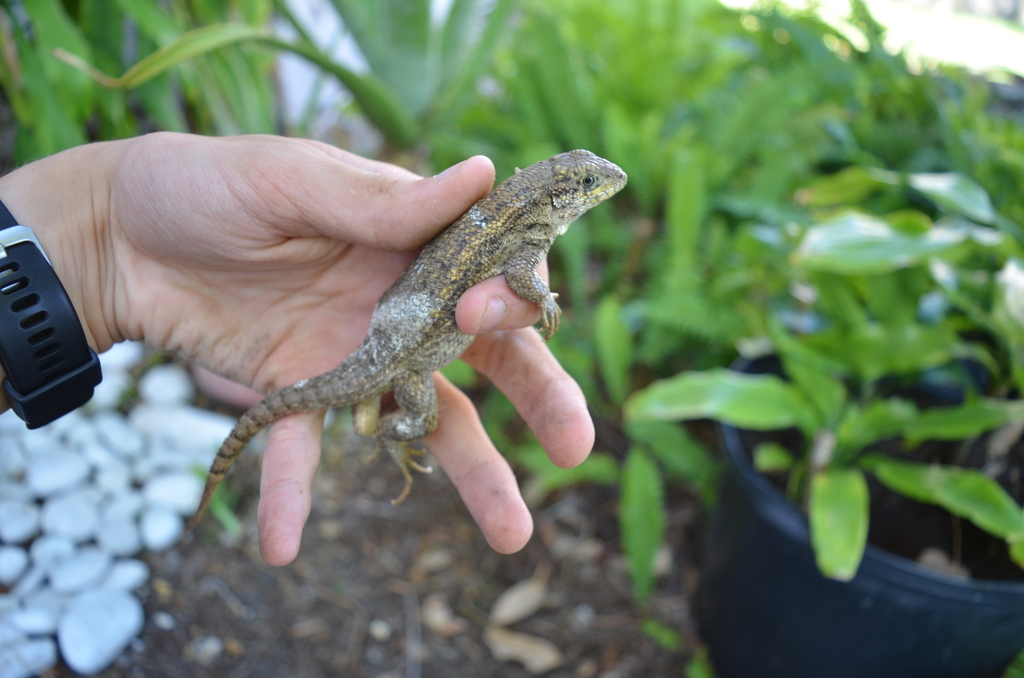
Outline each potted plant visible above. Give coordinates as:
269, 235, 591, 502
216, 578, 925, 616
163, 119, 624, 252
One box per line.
625, 167, 1024, 678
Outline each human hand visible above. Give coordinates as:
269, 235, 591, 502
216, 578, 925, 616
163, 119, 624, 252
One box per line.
0, 133, 595, 565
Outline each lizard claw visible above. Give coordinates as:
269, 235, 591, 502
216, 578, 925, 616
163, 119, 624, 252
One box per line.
540, 295, 561, 341
380, 439, 433, 505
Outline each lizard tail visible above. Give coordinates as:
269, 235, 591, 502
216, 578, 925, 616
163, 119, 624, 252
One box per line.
187, 363, 392, 529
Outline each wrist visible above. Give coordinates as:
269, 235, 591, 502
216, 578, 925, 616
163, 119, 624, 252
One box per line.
0, 140, 126, 354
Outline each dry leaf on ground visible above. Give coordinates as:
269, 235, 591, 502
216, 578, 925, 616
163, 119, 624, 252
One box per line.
483, 626, 565, 674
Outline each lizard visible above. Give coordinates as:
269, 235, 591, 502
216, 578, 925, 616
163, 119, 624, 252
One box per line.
188, 149, 627, 528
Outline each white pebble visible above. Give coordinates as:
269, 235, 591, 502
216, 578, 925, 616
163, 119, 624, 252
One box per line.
20, 589, 71, 619
8, 607, 58, 635
55, 413, 97, 448
79, 441, 119, 469
87, 370, 132, 412
138, 364, 195, 406
101, 490, 144, 522
49, 546, 113, 594
140, 508, 183, 552
0, 440, 26, 479
97, 517, 141, 557
98, 342, 145, 372
101, 559, 149, 591
44, 408, 85, 437
129, 405, 234, 464
95, 461, 131, 493
152, 611, 175, 631
0, 595, 18, 616
0, 501, 39, 544
368, 618, 392, 642
186, 636, 223, 666
0, 619, 26, 647
10, 564, 46, 598
0, 546, 28, 586
0, 637, 57, 678
92, 413, 146, 459
0, 409, 24, 433
58, 589, 143, 675
18, 428, 56, 457
131, 450, 192, 482
41, 490, 100, 542
26, 450, 89, 497
28, 534, 76, 567
144, 472, 203, 515
0, 483, 33, 504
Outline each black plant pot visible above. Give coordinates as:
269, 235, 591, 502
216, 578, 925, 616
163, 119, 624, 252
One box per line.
695, 361, 1024, 678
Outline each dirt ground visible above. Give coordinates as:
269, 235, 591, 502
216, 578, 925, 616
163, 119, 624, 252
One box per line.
53, 424, 704, 678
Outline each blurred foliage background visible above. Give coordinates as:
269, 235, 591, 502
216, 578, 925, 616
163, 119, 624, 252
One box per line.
2, 0, 1024, 617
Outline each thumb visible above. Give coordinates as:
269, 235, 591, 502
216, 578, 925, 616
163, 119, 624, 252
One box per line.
364, 155, 497, 251
271, 145, 496, 251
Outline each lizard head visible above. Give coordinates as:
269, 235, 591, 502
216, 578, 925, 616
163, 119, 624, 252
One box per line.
545, 149, 628, 232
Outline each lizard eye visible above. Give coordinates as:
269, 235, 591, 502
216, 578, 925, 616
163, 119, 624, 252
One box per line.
581, 174, 598, 187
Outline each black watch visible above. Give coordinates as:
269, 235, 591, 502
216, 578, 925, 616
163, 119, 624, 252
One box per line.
0, 199, 101, 428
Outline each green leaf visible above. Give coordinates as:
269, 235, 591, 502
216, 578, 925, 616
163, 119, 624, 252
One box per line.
56, 23, 419, 147
620, 448, 665, 602
753, 442, 796, 472
794, 212, 967, 275
863, 268, 931, 328
439, 0, 479, 83
884, 209, 932, 234
862, 455, 1024, 541
805, 322, 959, 382
685, 649, 716, 678
594, 295, 633, 404
626, 420, 718, 503
192, 464, 243, 536
641, 618, 682, 651
661, 150, 707, 297
1011, 542, 1024, 570
440, 360, 476, 388
795, 165, 886, 207
937, 472, 1024, 542
901, 399, 1024, 444
431, 0, 515, 125
836, 398, 917, 459
10, 26, 86, 157
779, 355, 846, 429
625, 369, 817, 436
116, 0, 182, 45
280, 39, 418, 147
858, 454, 938, 503
514, 444, 619, 492
809, 467, 869, 581
55, 23, 270, 88
908, 172, 996, 225
22, 0, 96, 120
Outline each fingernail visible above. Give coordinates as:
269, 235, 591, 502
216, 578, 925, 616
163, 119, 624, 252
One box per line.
479, 296, 508, 332
433, 159, 466, 181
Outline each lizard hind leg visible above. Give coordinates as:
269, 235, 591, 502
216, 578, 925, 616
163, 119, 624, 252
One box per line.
378, 439, 432, 505
353, 395, 381, 437
374, 370, 439, 505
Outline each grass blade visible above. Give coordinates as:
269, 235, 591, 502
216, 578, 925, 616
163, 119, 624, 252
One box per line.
620, 447, 665, 602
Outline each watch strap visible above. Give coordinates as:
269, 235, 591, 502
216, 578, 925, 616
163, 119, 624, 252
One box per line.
0, 209, 101, 428
0, 199, 16, 229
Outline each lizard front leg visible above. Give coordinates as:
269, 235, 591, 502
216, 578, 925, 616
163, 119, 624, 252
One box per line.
376, 370, 438, 504
504, 242, 561, 340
